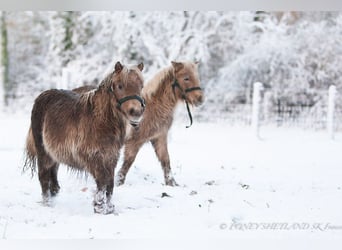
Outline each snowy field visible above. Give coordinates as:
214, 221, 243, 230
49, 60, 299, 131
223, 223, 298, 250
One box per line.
0, 113, 342, 242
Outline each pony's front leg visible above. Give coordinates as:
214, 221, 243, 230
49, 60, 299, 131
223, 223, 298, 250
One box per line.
93, 166, 115, 214
105, 176, 115, 213
93, 187, 115, 214
116, 141, 143, 186
93, 188, 111, 214
151, 135, 178, 186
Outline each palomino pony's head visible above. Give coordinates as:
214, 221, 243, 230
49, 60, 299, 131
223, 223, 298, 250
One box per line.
171, 61, 204, 107
106, 61, 145, 127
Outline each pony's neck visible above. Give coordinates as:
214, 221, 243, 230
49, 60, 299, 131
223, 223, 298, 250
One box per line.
86, 87, 126, 129
144, 66, 178, 110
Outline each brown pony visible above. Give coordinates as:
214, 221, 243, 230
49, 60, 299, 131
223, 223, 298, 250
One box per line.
117, 61, 203, 186
24, 62, 145, 214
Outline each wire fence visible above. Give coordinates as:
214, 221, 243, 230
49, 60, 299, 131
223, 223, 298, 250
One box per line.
195, 85, 342, 133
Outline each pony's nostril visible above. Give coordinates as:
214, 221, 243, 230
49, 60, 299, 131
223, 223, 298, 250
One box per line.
129, 108, 135, 116
138, 108, 144, 116
130, 108, 143, 117
197, 95, 204, 104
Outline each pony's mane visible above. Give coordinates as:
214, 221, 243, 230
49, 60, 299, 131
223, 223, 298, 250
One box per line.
77, 65, 137, 113
98, 68, 115, 89
78, 88, 96, 108
76, 69, 120, 111
142, 66, 174, 98
99, 72, 113, 89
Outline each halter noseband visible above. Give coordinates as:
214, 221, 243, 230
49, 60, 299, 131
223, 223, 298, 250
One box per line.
172, 80, 202, 128
109, 86, 145, 109
116, 95, 145, 109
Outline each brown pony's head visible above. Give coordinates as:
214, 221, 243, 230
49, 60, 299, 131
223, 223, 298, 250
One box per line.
108, 61, 145, 126
171, 61, 204, 107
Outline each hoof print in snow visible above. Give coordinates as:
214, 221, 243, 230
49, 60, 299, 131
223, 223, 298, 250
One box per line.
243, 199, 254, 207
205, 180, 215, 186
239, 183, 250, 189
189, 190, 198, 196
161, 192, 171, 198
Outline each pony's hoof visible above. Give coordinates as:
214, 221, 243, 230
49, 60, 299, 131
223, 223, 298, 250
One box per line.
50, 186, 60, 197
106, 202, 115, 214
94, 203, 115, 215
165, 178, 179, 186
40, 194, 53, 207
115, 175, 125, 186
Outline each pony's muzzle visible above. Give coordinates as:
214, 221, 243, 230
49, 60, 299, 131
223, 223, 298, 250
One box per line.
129, 107, 144, 117
127, 99, 145, 127
190, 91, 204, 107
116, 95, 145, 127
195, 93, 204, 106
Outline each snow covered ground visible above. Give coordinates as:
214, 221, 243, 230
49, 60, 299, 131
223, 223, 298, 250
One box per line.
0, 113, 341, 241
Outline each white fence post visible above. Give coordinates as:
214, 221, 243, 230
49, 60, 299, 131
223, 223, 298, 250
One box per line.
252, 82, 263, 138
327, 85, 336, 140
0, 66, 4, 108
59, 68, 71, 89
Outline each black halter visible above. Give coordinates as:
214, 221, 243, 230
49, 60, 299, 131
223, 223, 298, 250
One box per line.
117, 95, 145, 109
109, 86, 145, 109
172, 80, 202, 128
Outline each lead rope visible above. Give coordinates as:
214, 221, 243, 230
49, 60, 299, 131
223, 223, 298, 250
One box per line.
184, 99, 193, 128
172, 80, 197, 128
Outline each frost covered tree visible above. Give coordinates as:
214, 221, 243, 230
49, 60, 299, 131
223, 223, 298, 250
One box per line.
0, 11, 9, 106
207, 12, 342, 108
4, 12, 50, 107
1, 11, 342, 116
44, 11, 79, 88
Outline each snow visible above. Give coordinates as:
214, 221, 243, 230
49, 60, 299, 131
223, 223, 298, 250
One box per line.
0, 113, 341, 241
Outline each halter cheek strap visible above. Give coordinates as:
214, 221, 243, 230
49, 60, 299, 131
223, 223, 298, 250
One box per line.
172, 80, 202, 128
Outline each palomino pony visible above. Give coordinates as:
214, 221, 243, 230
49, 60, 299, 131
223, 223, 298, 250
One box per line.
117, 61, 204, 186
24, 62, 145, 214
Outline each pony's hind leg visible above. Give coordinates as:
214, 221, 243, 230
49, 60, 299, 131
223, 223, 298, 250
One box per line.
37, 153, 56, 202
116, 141, 143, 186
151, 135, 178, 186
49, 163, 60, 196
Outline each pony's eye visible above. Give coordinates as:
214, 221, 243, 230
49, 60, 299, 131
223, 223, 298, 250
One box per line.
184, 77, 190, 81
118, 84, 123, 90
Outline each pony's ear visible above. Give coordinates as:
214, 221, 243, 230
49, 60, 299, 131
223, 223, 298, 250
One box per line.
171, 61, 184, 72
137, 62, 144, 71
114, 61, 123, 73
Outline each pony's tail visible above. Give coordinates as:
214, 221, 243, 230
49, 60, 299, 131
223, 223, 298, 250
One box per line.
23, 126, 38, 177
